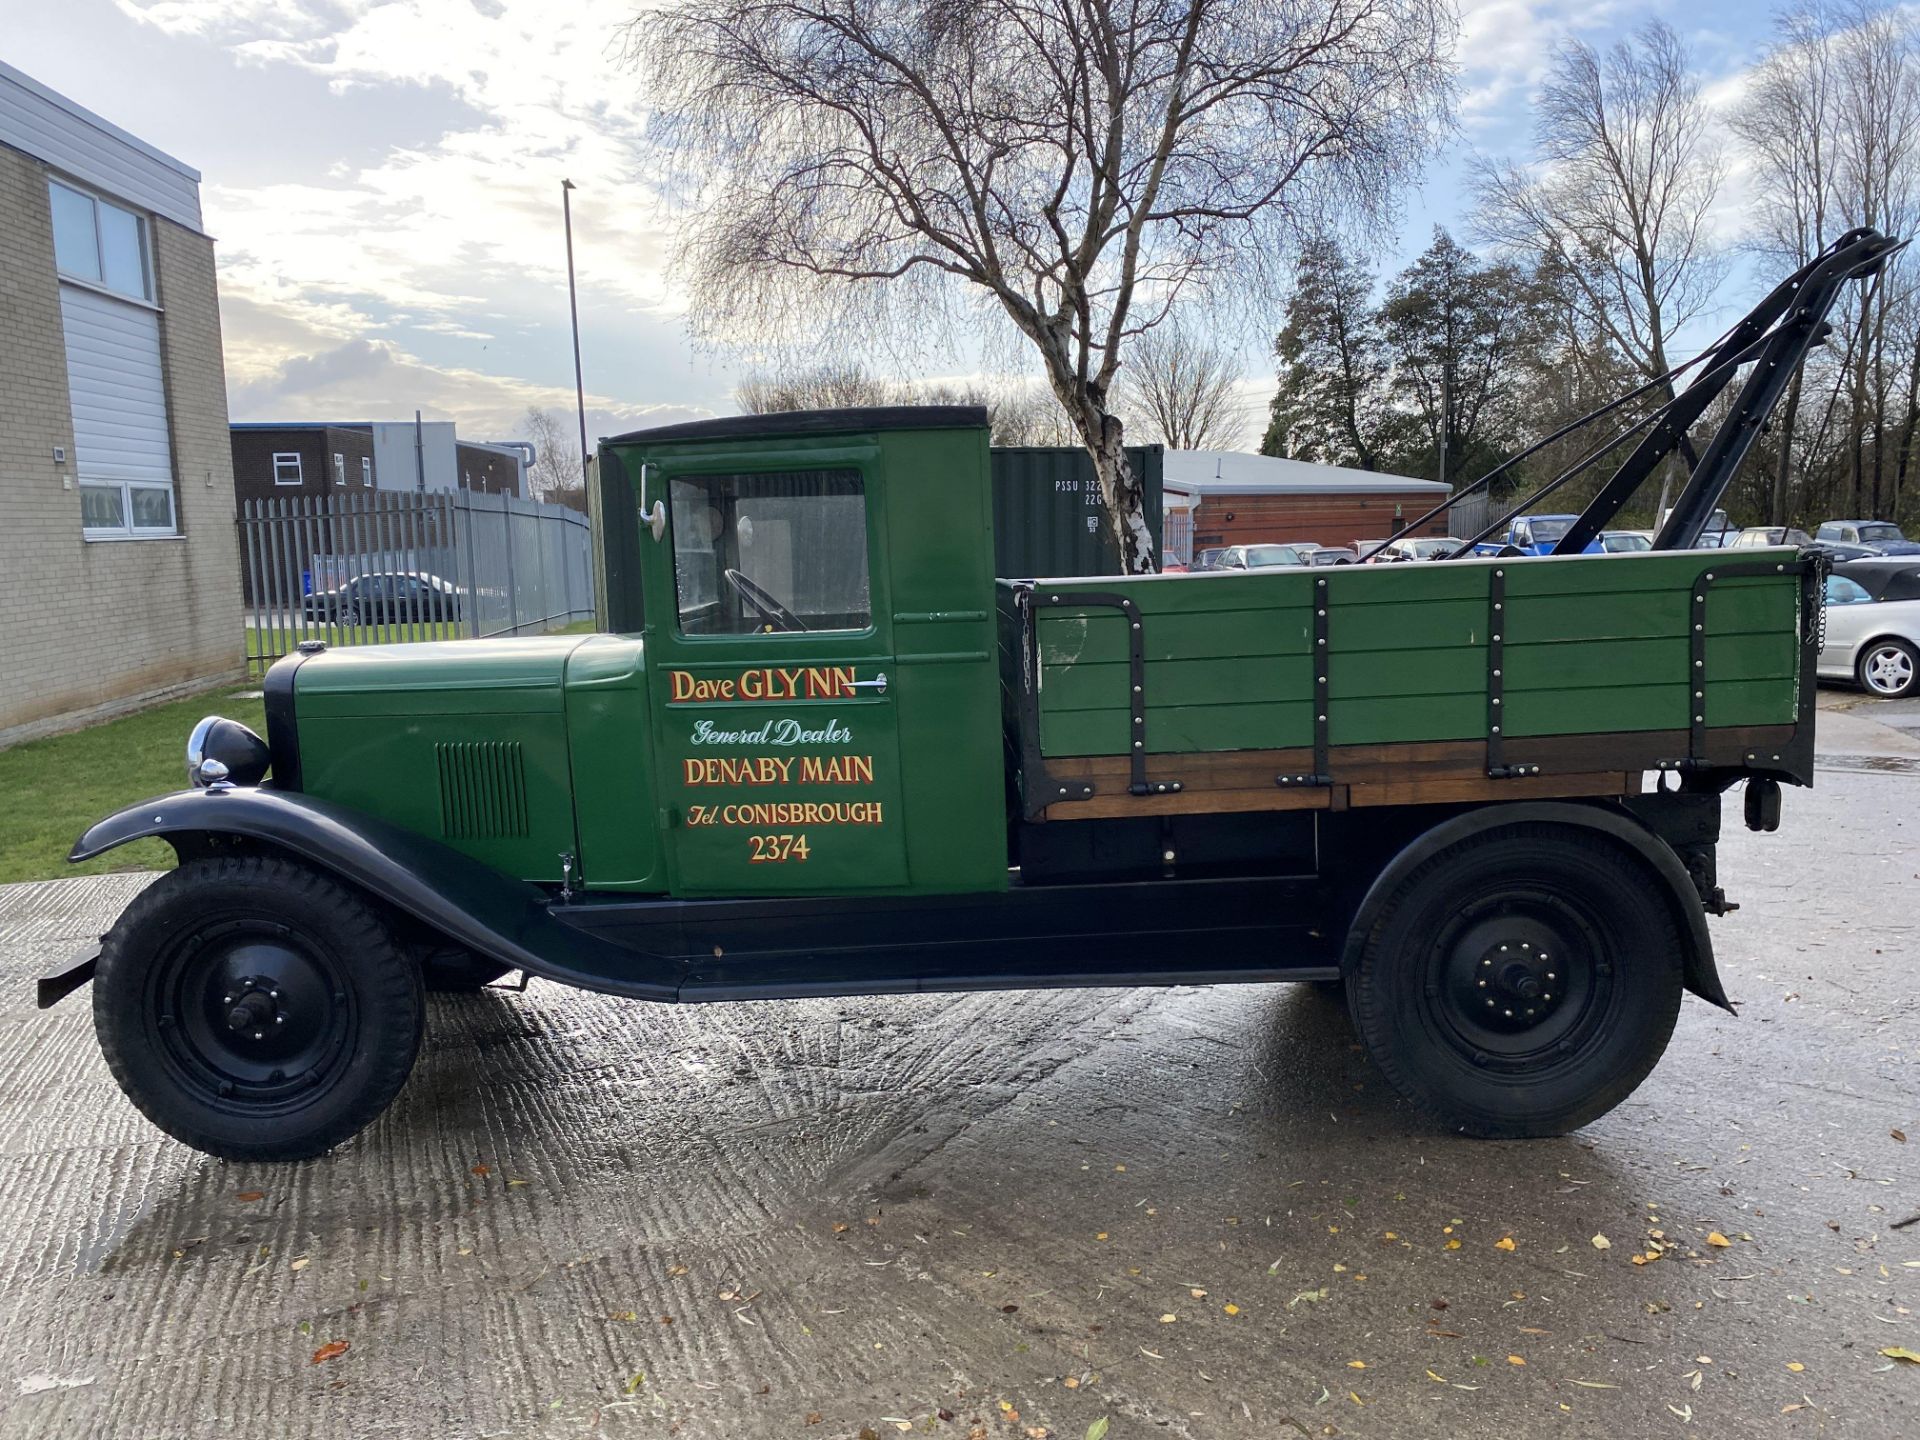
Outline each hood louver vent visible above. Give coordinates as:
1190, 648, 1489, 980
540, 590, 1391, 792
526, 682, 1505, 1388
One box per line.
435, 741, 529, 839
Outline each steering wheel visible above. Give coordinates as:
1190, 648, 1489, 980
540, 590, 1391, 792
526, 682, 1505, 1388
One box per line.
723, 567, 808, 632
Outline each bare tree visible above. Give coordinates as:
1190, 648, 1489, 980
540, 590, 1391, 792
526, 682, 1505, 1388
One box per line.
1475, 21, 1725, 411
1732, 5, 1839, 521
1117, 319, 1245, 450
630, 0, 1455, 571
735, 362, 897, 413
519, 406, 582, 501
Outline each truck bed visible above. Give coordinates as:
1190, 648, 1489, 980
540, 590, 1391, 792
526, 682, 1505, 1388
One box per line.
997, 549, 1817, 820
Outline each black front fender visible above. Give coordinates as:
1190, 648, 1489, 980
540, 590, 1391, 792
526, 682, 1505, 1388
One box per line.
68, 788, 677, 1001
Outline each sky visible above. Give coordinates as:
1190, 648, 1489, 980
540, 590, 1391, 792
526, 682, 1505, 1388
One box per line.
0, 0, 1791, 454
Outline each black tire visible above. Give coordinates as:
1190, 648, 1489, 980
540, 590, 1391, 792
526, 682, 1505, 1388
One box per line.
93, 856, 424, 1161
422, 952, 514, 992
1348, 824, 1684, 1138
1856, 636, 1919, 699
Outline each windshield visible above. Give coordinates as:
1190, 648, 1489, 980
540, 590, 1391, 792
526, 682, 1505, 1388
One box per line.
1410, 538, 1457, 558
1860, 523, 1905, 543
1524, 517, 1573, 543
1604, 533, 1652, 552
1245, 544, 1303, 567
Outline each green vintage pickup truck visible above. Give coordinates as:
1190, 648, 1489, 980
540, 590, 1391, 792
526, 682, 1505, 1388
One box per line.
40, 230, 1895, 1161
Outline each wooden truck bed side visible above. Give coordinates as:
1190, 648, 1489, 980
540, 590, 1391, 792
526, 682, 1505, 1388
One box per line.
997, 548, 1816, 821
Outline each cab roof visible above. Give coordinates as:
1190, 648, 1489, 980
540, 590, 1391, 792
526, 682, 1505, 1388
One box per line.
607, 405, 988, 446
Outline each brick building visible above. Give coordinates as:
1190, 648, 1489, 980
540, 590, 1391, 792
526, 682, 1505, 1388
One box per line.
0, 60, 242, 746
230, 422, 524, 506
1162, 450, 1451, 563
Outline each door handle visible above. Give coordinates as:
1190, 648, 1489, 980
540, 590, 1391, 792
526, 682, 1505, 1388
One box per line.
847, 671, 888, 694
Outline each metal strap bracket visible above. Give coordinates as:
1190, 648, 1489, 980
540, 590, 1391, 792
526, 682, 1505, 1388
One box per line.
1017, 586, 1181, 815
1277, 575, 1333, 787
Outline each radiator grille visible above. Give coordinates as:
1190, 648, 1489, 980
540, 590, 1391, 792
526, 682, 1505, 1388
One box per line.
435, 741, 529, 838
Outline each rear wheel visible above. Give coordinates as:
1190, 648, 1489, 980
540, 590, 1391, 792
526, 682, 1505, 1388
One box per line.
1857, 637, 1918, 698
1349, 825, 1684, 1137
93, 856, 423, 1160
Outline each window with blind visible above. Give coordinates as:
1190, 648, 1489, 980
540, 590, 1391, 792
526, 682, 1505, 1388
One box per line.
49, 178, 175, 539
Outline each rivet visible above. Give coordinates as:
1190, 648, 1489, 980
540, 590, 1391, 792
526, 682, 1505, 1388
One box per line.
1317, 608, 1326, 617
1494, 602, 1503, 610
1162, 849, 1176, 863
1492, 697, 1501, 706
1318, 714, 1327, 722
1492, 633, 1502, 642
1695, 715, 1704, 724
1134, 740, 1143, 749
1493, 667, 1502, 677
1134, 716, 1143, 725
1317, 637, 1326, 645
1492, 724, 1501, 734
1495, 569, 1504, 578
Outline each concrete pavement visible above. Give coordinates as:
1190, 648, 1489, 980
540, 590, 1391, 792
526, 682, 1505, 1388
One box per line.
1, 703, 1916, 1439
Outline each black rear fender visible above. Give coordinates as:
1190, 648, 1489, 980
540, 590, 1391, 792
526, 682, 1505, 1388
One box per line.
1338, 800, 1733, 1012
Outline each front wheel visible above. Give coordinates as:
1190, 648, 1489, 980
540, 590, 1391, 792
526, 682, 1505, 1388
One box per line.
1348, 825, 1684, 1138
1857, 637, 1919, 698
93, 856, 424, 1160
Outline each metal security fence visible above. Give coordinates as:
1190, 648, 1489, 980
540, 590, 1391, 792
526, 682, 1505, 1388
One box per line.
239, 489, 595, 674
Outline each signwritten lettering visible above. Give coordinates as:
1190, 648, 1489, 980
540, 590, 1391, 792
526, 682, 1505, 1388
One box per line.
669, 666, 860, 703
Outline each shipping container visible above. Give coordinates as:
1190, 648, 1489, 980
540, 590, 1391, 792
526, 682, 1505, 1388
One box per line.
991, 445, 1163, 577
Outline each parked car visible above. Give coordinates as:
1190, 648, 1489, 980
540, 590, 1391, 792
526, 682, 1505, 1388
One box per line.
304, 571, 463, 625
1354, 539, 1402, 562
1815, 519, 1920, 555
1198, 543, 1311, 571
1305, 546, 1359, 565
1600, 530, 1654, 553
1728, 526, 1816, 550
1192, 547, 1229, 571
1472, 514, 1604, 556
1380, 535, 1465, 562
1160, 554, 1189, 573
1820, 560, 1920, 699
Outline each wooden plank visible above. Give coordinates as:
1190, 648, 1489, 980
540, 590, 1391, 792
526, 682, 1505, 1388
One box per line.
1042, 783, 1336, 821
1347, 771, 1635, 808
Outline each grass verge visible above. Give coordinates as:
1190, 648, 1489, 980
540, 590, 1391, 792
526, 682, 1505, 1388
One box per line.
0, 685, 266, 885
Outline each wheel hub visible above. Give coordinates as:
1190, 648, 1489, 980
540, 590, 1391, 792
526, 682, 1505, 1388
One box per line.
150, 924, 355, 1111
1473, 940, 1562, 1029
221, 976, 288, 1037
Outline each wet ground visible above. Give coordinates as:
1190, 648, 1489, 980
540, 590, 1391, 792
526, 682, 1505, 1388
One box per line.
1, 700, 1916, 1440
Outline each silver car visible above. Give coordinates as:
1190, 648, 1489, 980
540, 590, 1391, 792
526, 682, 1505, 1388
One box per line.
1819, 561, 1920, 699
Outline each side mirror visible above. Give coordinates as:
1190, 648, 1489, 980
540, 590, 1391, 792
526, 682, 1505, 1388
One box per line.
640, 463, 666, 541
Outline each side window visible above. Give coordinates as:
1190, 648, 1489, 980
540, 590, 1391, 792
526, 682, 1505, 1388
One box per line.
1825, 576, 1872, 605
669, 468, 871, 635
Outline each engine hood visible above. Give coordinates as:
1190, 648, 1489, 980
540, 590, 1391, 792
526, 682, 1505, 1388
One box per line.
293, 635, 638, 717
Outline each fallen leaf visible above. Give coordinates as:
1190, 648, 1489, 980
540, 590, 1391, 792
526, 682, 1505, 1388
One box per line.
1495, 1237, 1517, 1252
806, 1414, 822, 1425
1567, 1380, 1619, 1390
1189, 1288, 1207, 1298
1223, 1303, 1240, 1316
289, 1257, 310, 1273
1159, 1314, 1177, 1324
311, 1341, 349, 1364
1445, 1239, 1461, 1251
1591, 1234, 1611, 1251
1426, 1370, 1446, 1383
1086, 1420, 1110, 1440
1063, 1377, 1080, 1390
469, 1165, 489, 1177
1786, 1362, 1805, 1373
236, 1190, 265, 1203
1668, 1403, 1693, 1422
1507, 1355, 1526, 1367
1894, 1130, 1907, 1143
1095, 1232, 1109, 1242
1706, 1232, 1732, 1248
1882, 1347, 1920, 1364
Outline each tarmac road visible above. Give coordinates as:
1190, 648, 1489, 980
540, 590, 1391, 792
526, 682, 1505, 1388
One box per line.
0, 702, 1916, 1439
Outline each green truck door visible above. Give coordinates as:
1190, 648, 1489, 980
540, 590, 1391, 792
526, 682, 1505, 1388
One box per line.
642, 452, 911, 895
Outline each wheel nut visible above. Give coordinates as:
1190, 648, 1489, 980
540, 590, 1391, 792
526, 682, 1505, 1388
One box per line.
252, 1031, 263, 1040
275, 1015, 285, 1024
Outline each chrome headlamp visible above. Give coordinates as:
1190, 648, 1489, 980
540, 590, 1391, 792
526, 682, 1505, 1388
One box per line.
186, 715, 272, 789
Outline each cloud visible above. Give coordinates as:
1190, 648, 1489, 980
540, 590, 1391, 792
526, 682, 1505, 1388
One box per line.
113, 0, 705, 436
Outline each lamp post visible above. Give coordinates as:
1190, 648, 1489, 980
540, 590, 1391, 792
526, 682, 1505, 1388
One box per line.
562, 179, 591, 505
